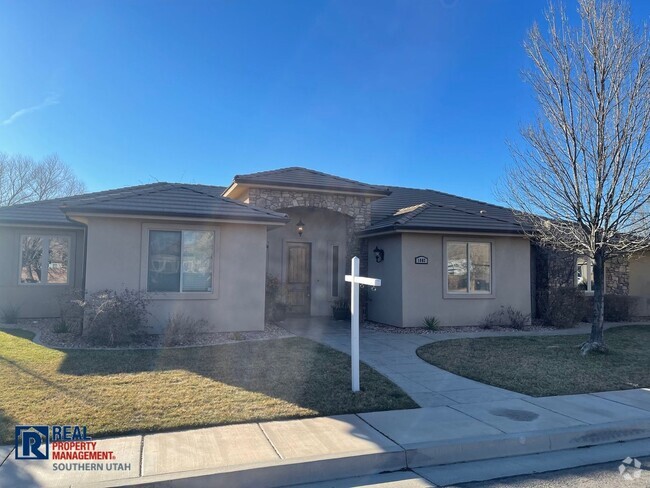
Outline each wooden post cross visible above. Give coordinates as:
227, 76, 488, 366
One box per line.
345, 256, 382, 392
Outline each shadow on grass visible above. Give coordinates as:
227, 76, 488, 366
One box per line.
56, 337, 415, 415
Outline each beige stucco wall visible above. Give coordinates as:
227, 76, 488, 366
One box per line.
367, 232, 532, 327
83, 216, 268, 332
629, 253, 650, 316
367, 234, 403, 326
402, 233, 531, 327
0, 225, 85, 318
267, 207, 349, 316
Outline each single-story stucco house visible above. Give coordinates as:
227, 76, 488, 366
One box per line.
1, 166, 649, 331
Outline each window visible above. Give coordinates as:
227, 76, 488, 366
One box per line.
147, 230, 214, 293
446, 241, 491, 294
20, 235, 70, 285
331, 245, 339, 297
576, 256, 596, 293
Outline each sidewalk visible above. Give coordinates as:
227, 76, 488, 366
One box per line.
2, 388, 650, 487
281, 319, 636, 408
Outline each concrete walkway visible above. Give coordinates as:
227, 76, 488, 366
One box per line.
281, 319, 638, 407
2, 388, 650, 487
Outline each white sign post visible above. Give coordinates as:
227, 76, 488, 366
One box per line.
345, 256, 381, 392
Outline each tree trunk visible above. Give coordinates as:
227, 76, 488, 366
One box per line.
580, 249, 608, 355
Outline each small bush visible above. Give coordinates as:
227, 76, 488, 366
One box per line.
57, 288, 84, 335
482, 306, 530, 330
422, 316, 440, 330
1, 305, 20, 324
332, 299, 351, 320
537, 287, 584, 328
84, 289, 150, 346
163, 313, 209, 346
265, 274, 288, 323
52, 321, 70, 333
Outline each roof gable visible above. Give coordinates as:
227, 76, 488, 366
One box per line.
226, 167, 390, 196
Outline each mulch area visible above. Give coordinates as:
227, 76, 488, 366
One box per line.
3, 318, 294, 349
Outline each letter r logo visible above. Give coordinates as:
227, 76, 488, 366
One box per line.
15, 426, 49, 460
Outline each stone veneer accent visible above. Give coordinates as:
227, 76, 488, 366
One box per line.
534, 245, 630, 295
247, 187, 374, 274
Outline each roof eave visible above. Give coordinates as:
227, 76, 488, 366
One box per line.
62, 207, 290, 225
360, 224, 529, 237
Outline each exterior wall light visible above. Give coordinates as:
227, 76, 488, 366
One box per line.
296, 219, 305, 237
373, 246, 384, 263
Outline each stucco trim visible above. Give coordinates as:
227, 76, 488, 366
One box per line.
442, 236, 496, 300
139, 223, 221, 301
224, 182, 389, 199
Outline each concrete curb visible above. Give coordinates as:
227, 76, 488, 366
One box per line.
85, 449, 407, 488
72, 417, 650, 487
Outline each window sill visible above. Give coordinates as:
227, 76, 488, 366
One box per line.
444, 293, 495, 299
146, 291, 218, 301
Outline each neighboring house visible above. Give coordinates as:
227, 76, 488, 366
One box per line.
0, 167, 648, 330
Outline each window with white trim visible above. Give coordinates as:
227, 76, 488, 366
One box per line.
446, 241, 492, 294
576, 256, 595, 293
20, 235, 70, 285
147, 230, 214, 293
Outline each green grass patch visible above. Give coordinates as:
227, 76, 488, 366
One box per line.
416, 325, 650, 397
0, 333, 416, 444
0, 328, 36, 341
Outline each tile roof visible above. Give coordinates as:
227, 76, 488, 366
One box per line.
363, 186, 528, 235
230, 167, 390, 195
0, 183, 289, 226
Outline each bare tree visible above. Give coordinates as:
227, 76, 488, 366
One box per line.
503, 0, 650, 354
0, 153, 86, 206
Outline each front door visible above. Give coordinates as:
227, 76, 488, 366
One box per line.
286, 242, 311, 315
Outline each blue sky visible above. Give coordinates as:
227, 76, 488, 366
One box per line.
1, 0, 650, 204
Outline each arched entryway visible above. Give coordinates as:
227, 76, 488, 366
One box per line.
267, 207, 351, 316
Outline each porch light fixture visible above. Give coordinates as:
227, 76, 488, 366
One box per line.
373, 246, 384, 263
296, 219, 305, 237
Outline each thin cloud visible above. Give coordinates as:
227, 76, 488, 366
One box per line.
1, 94, 60, 126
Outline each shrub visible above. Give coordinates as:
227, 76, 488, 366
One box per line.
422, 316, 440, 330
265, 274, 288, 323
481, 306, 530, 330
163, 313, 208, 346
52, 320, 70, 333
581, 294, 632, 322
332, 299, 351, 320
1, 305, 20, 324
57, 288, 85, 335
537, 287, 583, 328
84, 289, 149, 346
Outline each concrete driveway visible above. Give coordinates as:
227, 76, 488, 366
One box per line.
281, 318, 525, 407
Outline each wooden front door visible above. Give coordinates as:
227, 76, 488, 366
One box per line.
286, 242, 311, 315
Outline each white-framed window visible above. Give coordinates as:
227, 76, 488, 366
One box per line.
147, 230, 215, 293
446, 240, 492, 295
20, 235, 71, 285
576, 256, 598, 293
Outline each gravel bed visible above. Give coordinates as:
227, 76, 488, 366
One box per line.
1, 319, 294, 349
362, 320, 564, 335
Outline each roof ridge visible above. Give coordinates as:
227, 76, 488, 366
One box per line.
234, 166, 389, 192
384, 185, 515, 213
63, 183, 175, 207
2, 182, 171, 209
